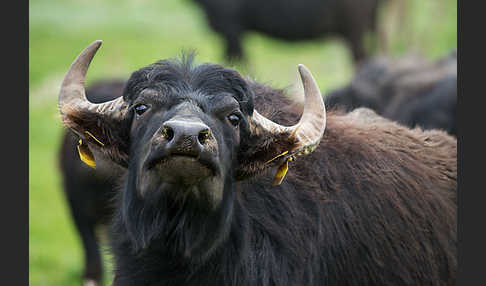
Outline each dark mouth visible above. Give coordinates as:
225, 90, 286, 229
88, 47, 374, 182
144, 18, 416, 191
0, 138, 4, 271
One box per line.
144, 150, 219, 178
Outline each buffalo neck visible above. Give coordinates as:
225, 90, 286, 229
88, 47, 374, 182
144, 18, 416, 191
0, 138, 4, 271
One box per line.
111, 172, 247, 264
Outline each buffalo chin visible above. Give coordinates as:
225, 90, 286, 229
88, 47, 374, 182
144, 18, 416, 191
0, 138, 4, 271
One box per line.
138, 156, 225, 208
156, 156, 214, 185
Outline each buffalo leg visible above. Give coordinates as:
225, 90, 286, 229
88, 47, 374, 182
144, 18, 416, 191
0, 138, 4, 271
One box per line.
72, 211, 103, 286
348, 33, 367, 65
342, 25, 369, 69
224, 32, 245, 63
64, 190, 104, 286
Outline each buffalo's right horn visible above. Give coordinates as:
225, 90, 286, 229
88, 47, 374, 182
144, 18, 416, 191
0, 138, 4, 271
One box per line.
58, 40, 128, 121
251, 64, 326, 157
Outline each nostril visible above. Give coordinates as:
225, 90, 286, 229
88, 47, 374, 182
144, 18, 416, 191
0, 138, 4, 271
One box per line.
161, 125, 175, 142
198, 128, 211, 145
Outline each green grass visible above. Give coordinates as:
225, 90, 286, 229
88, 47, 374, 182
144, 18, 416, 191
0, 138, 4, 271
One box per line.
29, 0, 456, 285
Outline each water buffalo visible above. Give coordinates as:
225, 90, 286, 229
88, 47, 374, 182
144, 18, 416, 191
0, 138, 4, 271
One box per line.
58, 41, 456, 286
325, 50, 457, 135
192, 0, 383, 64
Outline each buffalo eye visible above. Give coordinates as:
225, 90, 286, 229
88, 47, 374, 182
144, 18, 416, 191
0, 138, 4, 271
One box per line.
134, 104, 149, 117
227, 113, 241, 126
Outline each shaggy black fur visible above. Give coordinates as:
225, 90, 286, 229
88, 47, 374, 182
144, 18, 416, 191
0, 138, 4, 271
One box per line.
61, 55, 456, 286
192, 0, 381, 63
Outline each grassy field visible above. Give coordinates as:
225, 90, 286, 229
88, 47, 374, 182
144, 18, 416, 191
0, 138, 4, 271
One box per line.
29, 0, 457, 285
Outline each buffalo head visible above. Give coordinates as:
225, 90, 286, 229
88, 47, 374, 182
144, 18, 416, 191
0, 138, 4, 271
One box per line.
58, 41, 326, 254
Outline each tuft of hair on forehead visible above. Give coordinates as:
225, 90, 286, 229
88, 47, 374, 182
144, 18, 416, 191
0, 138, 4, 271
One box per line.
122, 52, 254, 115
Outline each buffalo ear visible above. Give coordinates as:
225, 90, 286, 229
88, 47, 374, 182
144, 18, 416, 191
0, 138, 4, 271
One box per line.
58, 40, 130, 168
62, 106, 130, 168
235, 122, 298, 182
234, 81, 299, 181
235, 64, 326, 184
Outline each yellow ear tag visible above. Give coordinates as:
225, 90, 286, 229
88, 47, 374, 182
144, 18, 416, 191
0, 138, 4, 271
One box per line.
265, 150, 289, 164
272, 159, 289, 186
272, 156, 294, 186
77, 139, 96, 168
85, 131, 105, 146
265, 151, 295, 186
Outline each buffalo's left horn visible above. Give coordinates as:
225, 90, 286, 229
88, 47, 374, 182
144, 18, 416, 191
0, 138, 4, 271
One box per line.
252, 64, 326, 156
58, 40, 127, 120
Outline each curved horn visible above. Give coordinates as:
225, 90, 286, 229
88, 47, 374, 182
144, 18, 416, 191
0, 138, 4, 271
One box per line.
252, 64, 326, 156
58, 40, 127, 119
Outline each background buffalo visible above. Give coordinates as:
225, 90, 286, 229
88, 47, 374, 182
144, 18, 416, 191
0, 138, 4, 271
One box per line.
58, 80, 125, 285
325, 50, 457, 135
192, 0, 389, 64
